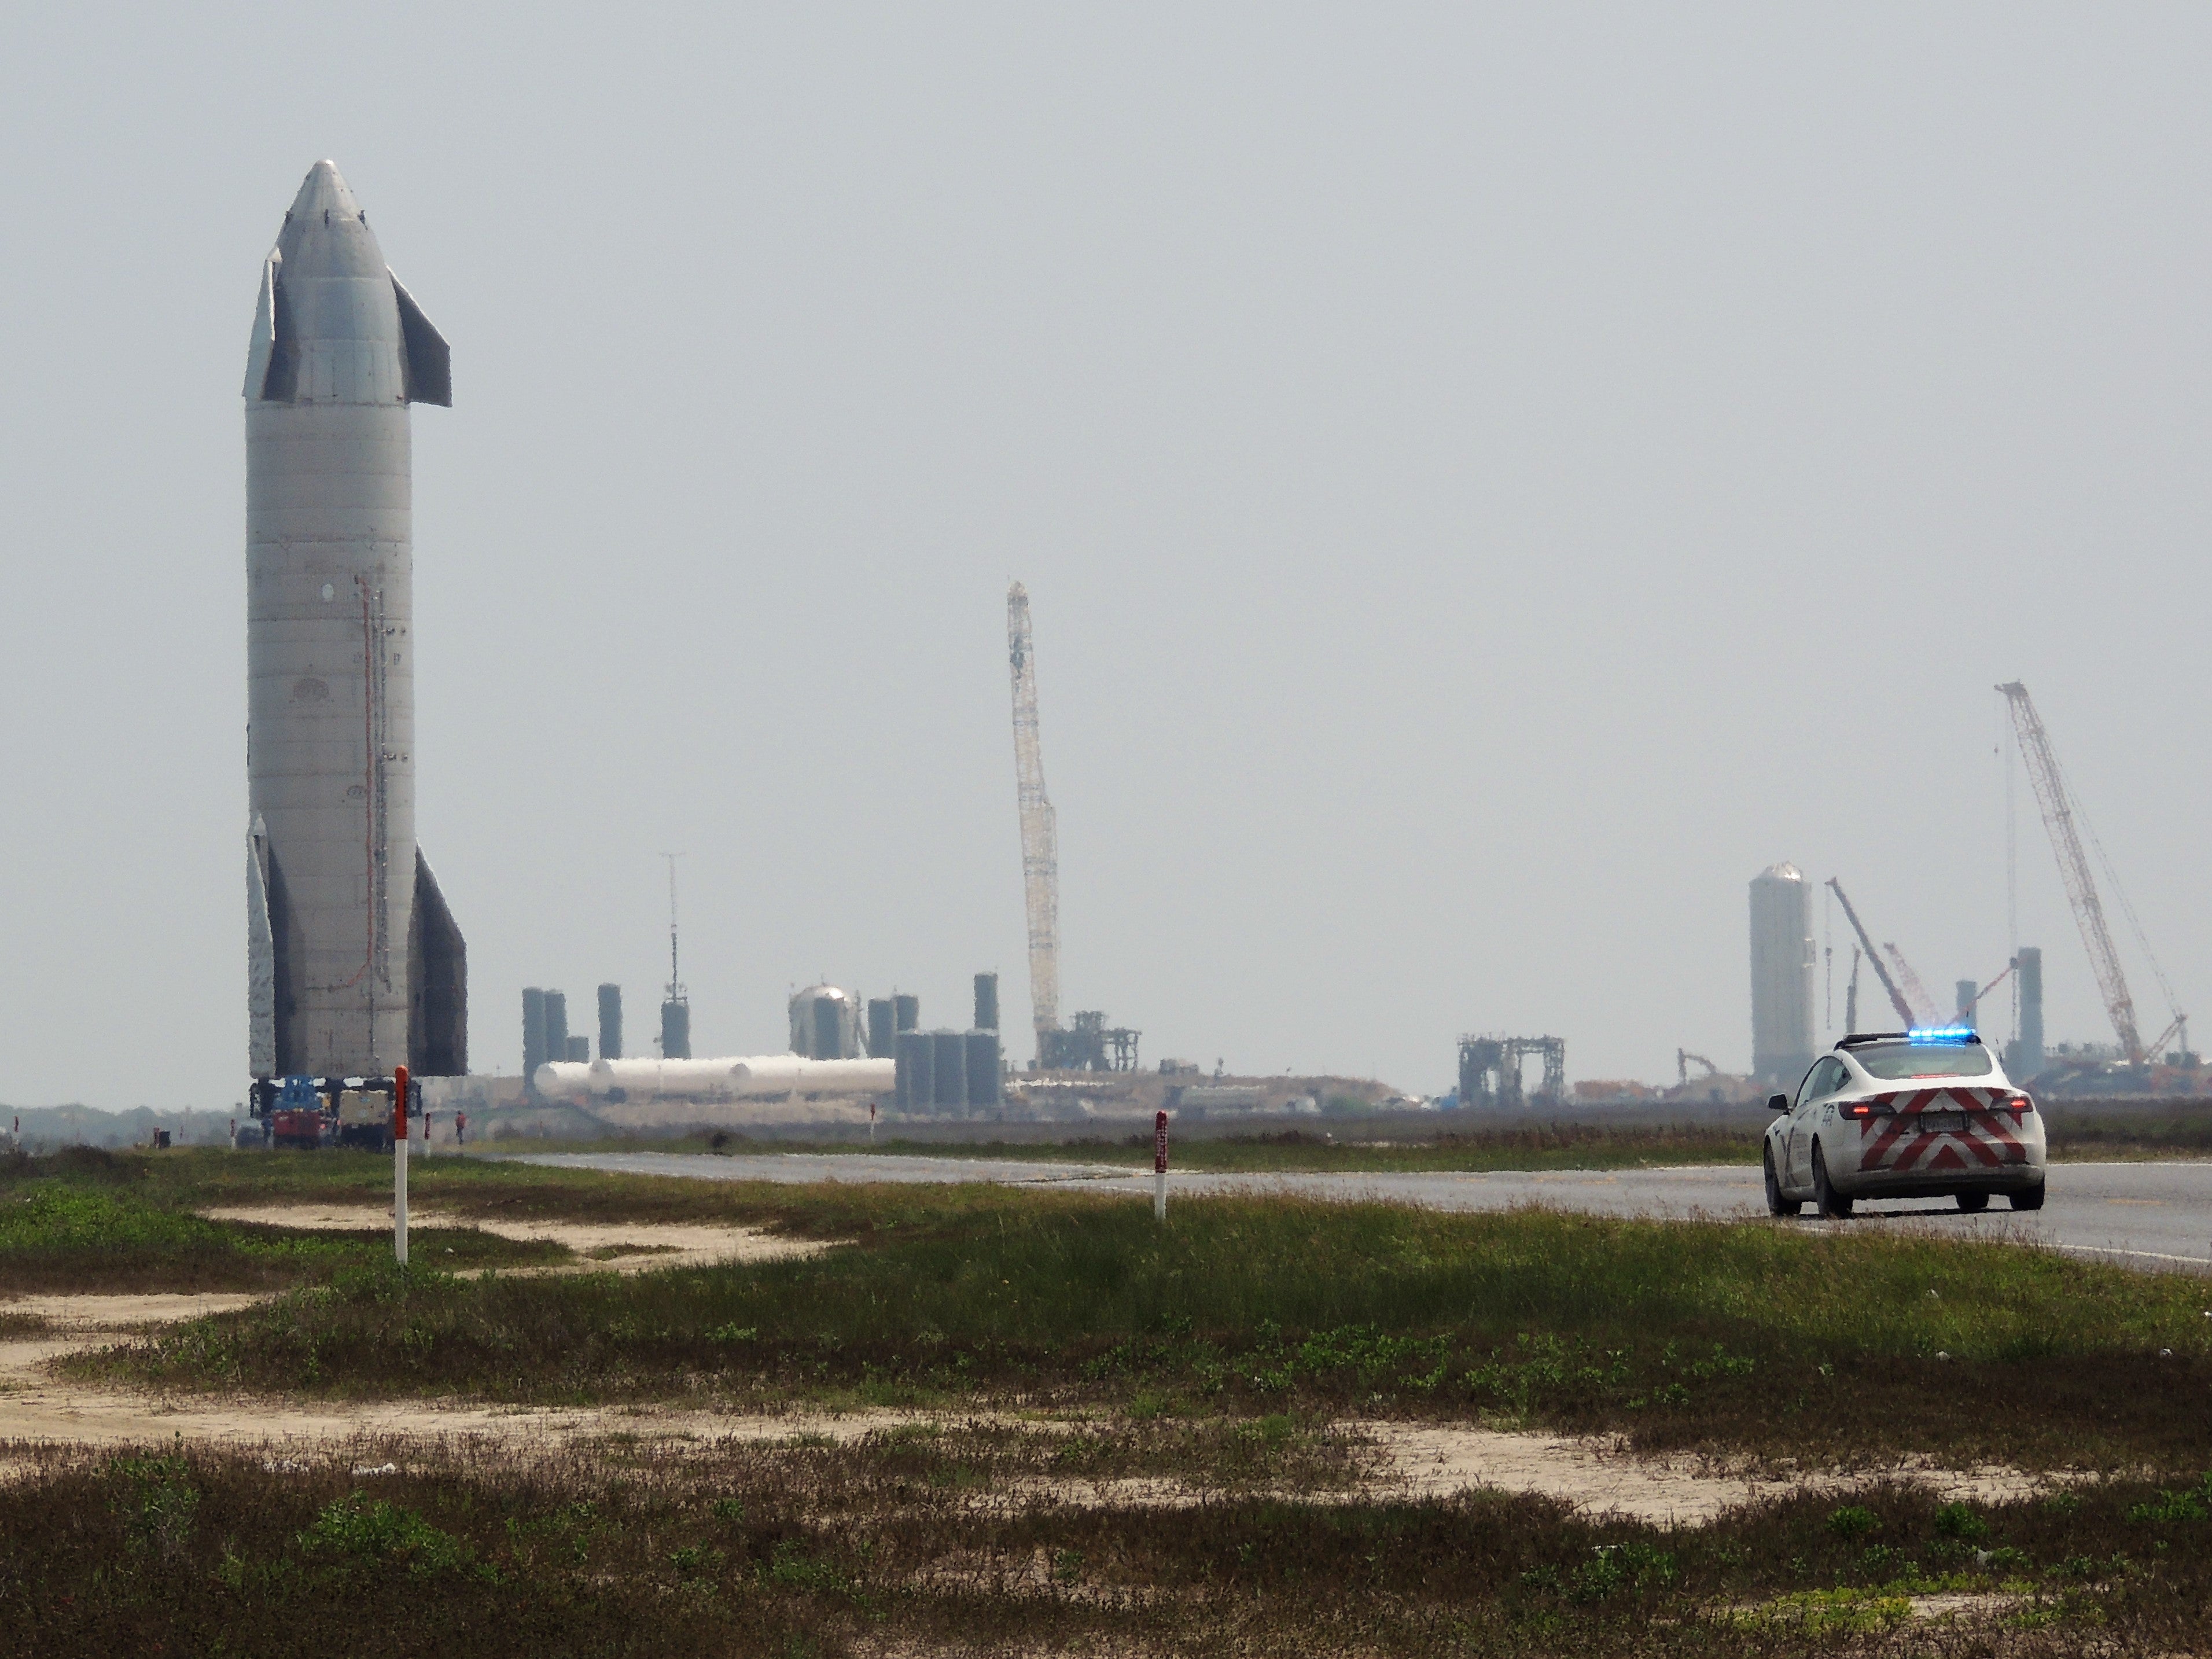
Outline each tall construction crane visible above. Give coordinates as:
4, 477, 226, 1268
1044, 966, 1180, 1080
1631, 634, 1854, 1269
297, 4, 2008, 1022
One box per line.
1998, 681, 2184, 1066
1825, 878, 1922, 1029
1880, 943, 1941, 1028
1006, 583, 1060, 1060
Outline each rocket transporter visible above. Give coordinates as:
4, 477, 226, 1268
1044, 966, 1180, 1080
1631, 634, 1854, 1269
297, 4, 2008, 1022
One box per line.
244, 161, 466, 1113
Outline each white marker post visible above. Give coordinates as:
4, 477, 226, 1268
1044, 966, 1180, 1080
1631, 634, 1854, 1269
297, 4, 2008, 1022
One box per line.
1153, 1109, 1169, 1223
392, 1064, 410, 1267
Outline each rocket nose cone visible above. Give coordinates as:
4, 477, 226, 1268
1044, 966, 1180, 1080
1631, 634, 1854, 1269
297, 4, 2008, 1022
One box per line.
274, 159, 385, 276
288, 159, 363, 224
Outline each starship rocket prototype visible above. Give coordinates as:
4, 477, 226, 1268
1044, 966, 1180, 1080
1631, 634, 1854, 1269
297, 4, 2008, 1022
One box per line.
244, 160, 466, 1091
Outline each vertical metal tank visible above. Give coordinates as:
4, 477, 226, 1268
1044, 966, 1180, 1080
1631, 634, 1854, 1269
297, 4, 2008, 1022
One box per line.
564, 1035, 589, 1063
660, 998, 691, 1061
522, 988, 547, 1081
896, 1029, 933, 1113
973, 973, 1000, 1033
1749, 864, 1816, 1087
597, 984, 622, 1061
894, 994, 919, 1036
866, 998, 894, 1059
543, 991, 568, 1071
931, 1031, 969, 1110
787, 985, 859, 1058
2011, 947, 2045, 1077
1955, 979, 1978, 1029
965, 1031, 1001, 1107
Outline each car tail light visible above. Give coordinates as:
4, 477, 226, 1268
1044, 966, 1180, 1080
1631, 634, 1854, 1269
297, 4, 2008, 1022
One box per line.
2005, 1094, 2033, 1116
1840, 1099, 1894, 1119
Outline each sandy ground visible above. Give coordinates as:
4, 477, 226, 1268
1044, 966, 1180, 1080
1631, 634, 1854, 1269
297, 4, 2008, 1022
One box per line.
1358, 1421, 2058, 1524
0, 1214, 2074, 1525
0, 1295, 2070, 1521
196, 1204, 830, 1274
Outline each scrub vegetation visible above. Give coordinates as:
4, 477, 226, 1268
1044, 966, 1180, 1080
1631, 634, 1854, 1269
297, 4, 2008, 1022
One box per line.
16, 1146, 2212, 1649
6, 1434, 2212, 1656
698, 1123, 1768, 1172
31, 1149, 2212, 1470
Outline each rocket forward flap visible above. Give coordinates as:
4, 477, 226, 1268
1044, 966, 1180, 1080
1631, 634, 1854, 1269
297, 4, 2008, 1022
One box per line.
243, 257, 277, 400
243, 255, 301, 403
407, 849, 468, 1076
390, 273, 451, 407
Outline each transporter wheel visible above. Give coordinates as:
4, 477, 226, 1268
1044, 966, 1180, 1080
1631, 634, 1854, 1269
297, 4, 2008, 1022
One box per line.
1956, 1191, 1990, 1213
2009, 1183, 2046, 1212
1812, 1144, 1853, 1219
1764, 1147, 1801, 1217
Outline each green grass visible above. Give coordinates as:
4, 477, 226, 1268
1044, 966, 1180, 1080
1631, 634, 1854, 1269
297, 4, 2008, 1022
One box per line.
1, 1437, 2206, 1656
80, 1182, 2212, 1468
691, 1123, 1766, 1172
0, 1148, 571, 1291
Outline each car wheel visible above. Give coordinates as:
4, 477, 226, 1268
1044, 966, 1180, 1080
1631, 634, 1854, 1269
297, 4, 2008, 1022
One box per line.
1812, 1143, 1853, 1219
2009, 1184, 2046, 1212
1764, 1147, 1801, 1217
1956, 1191, 1989, 1213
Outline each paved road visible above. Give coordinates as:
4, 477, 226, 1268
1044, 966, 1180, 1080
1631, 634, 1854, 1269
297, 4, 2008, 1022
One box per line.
509, 1153, 2212, 1274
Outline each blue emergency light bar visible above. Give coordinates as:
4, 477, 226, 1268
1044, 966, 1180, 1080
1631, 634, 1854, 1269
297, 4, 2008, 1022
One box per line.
1906, 1027, 1978, 1044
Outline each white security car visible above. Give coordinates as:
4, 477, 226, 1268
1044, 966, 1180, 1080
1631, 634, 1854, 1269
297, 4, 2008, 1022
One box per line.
1763, 1030, 2046, 1219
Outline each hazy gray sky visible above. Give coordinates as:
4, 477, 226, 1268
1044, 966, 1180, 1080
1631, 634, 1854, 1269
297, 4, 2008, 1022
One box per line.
3, 5, 2209, 1108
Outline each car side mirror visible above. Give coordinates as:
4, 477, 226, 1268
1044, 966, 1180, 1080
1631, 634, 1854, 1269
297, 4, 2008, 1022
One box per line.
1768, 1094, 1790, 1113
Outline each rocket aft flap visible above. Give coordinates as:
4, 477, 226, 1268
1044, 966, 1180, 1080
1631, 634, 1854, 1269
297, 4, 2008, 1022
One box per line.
245, 161, 465, 1081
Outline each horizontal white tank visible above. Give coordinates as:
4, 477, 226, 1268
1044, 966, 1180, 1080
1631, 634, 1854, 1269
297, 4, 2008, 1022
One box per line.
532, 1055, 893, 1102
730, 1057, 892, 1098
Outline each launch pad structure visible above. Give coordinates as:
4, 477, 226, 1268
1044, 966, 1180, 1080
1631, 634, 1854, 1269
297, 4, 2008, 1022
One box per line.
1458, 1034, 1566, 1109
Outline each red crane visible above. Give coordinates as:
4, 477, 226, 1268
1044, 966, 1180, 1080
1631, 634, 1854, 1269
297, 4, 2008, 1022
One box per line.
1824, 878, 1920, 1030
1997, 682, 2185, 1066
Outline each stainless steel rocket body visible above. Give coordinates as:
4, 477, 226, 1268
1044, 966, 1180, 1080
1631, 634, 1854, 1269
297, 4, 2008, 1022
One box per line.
246, 161, 465, 1083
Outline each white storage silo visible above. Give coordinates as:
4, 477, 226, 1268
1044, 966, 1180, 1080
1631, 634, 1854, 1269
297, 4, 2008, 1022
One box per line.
1749, 865, 1817, 1088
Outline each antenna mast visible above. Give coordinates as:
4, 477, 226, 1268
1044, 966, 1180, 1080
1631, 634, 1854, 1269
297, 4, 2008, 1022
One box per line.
1006, 583, 1060, 1061
663, 852, 686, 1002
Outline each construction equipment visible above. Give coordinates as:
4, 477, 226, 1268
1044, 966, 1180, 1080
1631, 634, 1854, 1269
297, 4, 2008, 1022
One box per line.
1676, 1050, 1718, 1084
1954, 961, 2018, 1027
1006, 583, 1060, 1062
1880, 943, 1941, 1027
1824, 879, 1920, 1029
1998, 682, 2184, 1066
1844, 946, 1861, 1034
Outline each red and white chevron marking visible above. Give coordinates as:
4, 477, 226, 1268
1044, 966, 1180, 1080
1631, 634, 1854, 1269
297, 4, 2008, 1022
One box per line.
1857, 1087, 2027, 1172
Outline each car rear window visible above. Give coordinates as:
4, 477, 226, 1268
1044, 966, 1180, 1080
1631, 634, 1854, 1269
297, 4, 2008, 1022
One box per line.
1852, 1042, 1994, 1080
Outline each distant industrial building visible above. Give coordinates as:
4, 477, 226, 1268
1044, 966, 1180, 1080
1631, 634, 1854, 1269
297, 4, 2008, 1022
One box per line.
1749, 864, 1817, 1087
